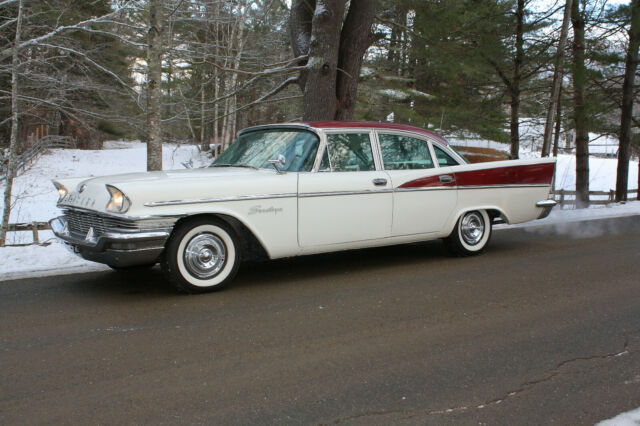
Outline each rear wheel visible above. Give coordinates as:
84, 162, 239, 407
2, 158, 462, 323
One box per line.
162, 218, 241, 293
443, 210, 492, 256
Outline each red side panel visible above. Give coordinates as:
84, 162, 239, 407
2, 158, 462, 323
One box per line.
397, 162, 555, 189
455, 163, 555, 186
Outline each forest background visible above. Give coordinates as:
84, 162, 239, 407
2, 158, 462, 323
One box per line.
0, 0, 638, 245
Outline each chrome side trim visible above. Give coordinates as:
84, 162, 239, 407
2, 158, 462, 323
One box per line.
395, 186, 454, 193
299, 189, 395, 198
144, 193, 297, 207
145, 184, 550, 207
457, 184, 549, 190
396, 183, 548, 192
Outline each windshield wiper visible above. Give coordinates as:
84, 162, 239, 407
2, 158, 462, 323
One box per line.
211, 163, 259, 170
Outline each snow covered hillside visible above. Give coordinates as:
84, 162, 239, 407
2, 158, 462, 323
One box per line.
0, 139, 639, 281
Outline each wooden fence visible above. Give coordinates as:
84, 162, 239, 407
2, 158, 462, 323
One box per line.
551, 188, 639, 207
3, 221, 51, 246
1, 135, 76, 182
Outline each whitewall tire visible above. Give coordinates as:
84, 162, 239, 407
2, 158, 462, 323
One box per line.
443, 210, 492, 256
162, 218, 241, 293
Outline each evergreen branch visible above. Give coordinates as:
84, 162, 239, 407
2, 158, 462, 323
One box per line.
35, 43, 142, 110
0, 0, 135, 60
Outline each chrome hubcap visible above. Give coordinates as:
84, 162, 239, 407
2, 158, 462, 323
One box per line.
461, 212, 484, 245
183, 233, 226, 279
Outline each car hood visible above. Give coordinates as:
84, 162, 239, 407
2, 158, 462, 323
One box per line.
54, 167, 297, 215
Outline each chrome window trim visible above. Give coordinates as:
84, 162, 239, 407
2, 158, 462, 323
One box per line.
431, 141, 466, 166
311, 129, 327, 172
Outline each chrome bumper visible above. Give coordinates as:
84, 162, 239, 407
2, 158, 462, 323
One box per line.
536, 199, 557, 219
49, 216, 171, 268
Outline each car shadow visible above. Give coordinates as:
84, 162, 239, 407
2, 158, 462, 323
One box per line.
60, 239, 454, 297
231, 239, 451, 290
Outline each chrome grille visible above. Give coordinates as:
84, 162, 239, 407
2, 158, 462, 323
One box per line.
62, 208, 139, 237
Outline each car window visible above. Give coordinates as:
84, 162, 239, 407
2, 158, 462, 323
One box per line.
319, 148, 331, 172
433, 145, 460, 166
212, 129, 319, 172
379, 134, 434, 170
325, 133, 375, 172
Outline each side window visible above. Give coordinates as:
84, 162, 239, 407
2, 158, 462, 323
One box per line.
433, 145, 460, 167
285, 132, 319, 172
325, 133, 375, 172
379, 134, 434, 170
319, 148, 331, 172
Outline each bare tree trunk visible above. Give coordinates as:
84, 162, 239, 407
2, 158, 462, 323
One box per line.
552, 80, 563, 157
615, 0, 639, 202
224, 5, 247, 146
542, 0, 573, 157
509, 0, 524, 159
289, 0, 315, 91
0, 0, 24, 247
146, 0, 163, 171
213, 75, 219, 148
302, 0, 346, 120
335, 0, 376, 121
200, 82, 207, 150
571, 0, 589, 207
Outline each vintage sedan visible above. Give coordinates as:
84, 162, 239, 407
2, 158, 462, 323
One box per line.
50, 121, 557, 292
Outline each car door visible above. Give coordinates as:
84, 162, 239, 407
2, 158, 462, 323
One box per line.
377, 131, 457, 236
298, 131, 393, 247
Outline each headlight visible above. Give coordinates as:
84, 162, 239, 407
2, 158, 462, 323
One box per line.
53, 181, 68, 202
106, 185, 131, 213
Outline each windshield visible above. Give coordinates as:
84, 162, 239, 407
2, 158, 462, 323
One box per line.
211, 129, 320, 172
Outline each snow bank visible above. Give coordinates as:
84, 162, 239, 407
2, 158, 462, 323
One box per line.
596, 407, 640, 426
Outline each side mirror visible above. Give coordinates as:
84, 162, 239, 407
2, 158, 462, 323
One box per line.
268, 154, 287, 174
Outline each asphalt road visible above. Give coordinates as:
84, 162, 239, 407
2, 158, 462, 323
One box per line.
1, 216, 640, 425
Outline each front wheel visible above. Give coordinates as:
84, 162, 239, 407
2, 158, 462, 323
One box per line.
162, 218, 241, 293
443, 210, 492, 256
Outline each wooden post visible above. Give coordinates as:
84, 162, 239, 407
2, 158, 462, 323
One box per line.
559, 189, 565, 208
31, 222, 39, 245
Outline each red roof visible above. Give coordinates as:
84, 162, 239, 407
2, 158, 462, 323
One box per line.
303, 121, 449, 145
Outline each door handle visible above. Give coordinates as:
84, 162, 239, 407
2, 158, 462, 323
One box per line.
439, 175, 453, 183
372, 178, 387, 186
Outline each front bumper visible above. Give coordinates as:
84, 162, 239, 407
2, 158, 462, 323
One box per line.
50, 216, 171, 268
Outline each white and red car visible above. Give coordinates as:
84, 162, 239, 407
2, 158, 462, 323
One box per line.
50, 121, 556, 292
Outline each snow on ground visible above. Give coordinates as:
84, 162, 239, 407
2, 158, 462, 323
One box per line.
596, 407, 640, 426
1, 138, 639, 282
